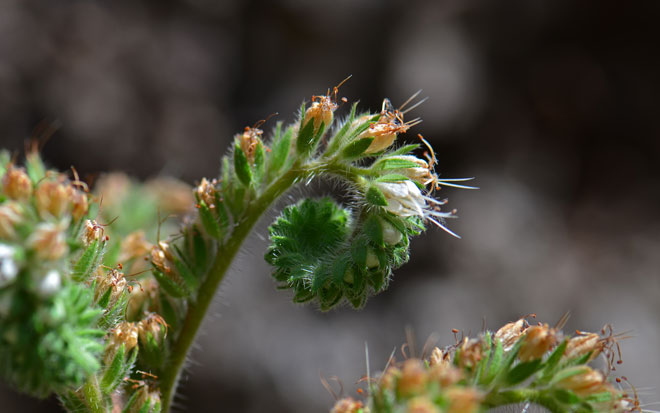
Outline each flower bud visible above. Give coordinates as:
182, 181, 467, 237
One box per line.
0, 202, 23, 240
2, 166, 32, 201
303, 95, 337, 133
381, 219, 403, 245
37, 269, 61, 297
195, 177, 218, 207
407, 396, 439, 413
495, 318, 527, 352
564, 333, 603, 362
70, 189, 89, 221
554, 366, 610, 397
457, 338, 482, 369
519, 324, 558, 362
82, 220, 103, 246
27, 221, 68, 260
238, 128, 263, 166
105, 322, 138, 364
151, 241, 174, 274
34, 179, 73, 219
93, 268, 127, 309
445, 387, 482, 413
330, 397, 365, 413
384, 155, 434, 186
146, 177, 193, 215
397, 358, 428, 397
137, 313, 167, 346
125, 386, 161, 413
119, 230, 152, 263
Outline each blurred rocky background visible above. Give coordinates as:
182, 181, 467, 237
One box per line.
1, 0, 659, 411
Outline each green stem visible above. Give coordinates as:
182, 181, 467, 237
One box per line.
484, 389, 566, 413
159, 167, 300, 412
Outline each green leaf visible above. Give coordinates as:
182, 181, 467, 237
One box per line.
198, 202, 222, 240
366, 185, 388, 206
324, 102, 358, 155
270, 123, 292, 174
372, 157, 421, 171
341, 137, 374, 160
233, 143, 252, 187
387, 144, 420, 157
483, 338, 503, 385
72, 239, 104, 282
101, 344, 126, 393
295, 116, 317, 156
152, 268, 188, 298
363, 214, 384, 246
505, 359, 543, 385
538, 340, 568, 383
554, 389, 580, 405
253, 142, 266, 184
375, 173, 411, 182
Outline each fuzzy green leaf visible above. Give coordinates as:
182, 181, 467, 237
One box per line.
295, 117, 317, 156
233, 143, 252, 187
505, 359, 543, 385
366, 186, 388, 206
341, 137, 374, 160
270, 123, 292, 174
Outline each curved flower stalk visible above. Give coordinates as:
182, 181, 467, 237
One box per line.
331, 317, 640, 413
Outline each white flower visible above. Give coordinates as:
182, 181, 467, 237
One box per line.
38, 270, 61, 297
0, 244, 18, 287
374, 180, 460, 237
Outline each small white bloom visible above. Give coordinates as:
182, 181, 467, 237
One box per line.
375, 180, 460, 237
38, 270, 61, 296
0, 244, 18, 287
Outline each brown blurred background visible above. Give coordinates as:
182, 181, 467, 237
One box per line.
1, 0, 659, 411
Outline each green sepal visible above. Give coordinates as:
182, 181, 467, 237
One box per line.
73, 239, 105, 282
25, 151, 47, 183
362, 215, 384, 246
98, 290, 128, 330
372, 157, 421, 171
269, 123, 293, 175
159, 293, 180, 332
295, 115, 317, 156
366, 186, 388, 207
374, 173, 411, 182
504, 359, 543, 385
482, 337, 503, 385
584, 391, 615, 403
139, 330, 165, 369
341, 137, 374, 160
537, 339, 568, 384
59, 391, 87, 412
233, 143, 252, 187
554, 389, 581, 405
253, 142, 266, 184
101, 343, 127, 393
324, 102, 358, 156
386, 144, 420, 157
151, 268, 188, 298
83, 375, 105, 413
198, 201, 222, 240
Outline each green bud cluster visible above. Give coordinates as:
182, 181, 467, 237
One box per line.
0, 150, 104, 397
336, 317, 635, 413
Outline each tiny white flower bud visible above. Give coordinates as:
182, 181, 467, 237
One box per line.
38, 270, 61, 296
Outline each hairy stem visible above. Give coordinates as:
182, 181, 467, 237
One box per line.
159, 167, 300, 412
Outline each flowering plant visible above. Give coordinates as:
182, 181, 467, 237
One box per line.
0, 83, 639, 412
